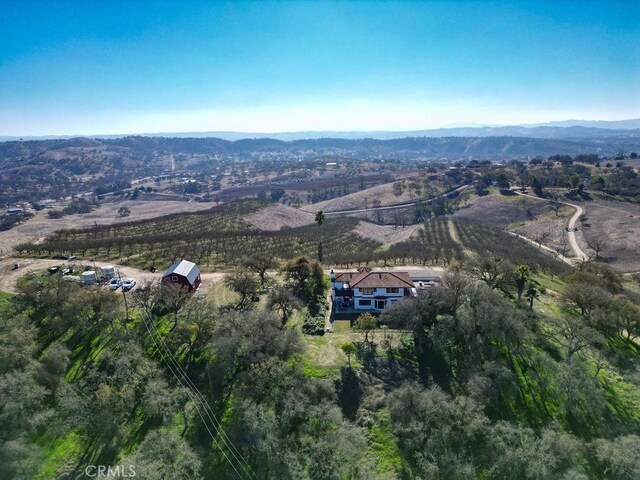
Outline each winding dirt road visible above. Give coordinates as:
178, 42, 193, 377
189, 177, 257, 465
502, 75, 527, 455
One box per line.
565, 202, 587, 261
512, 190, 588, 263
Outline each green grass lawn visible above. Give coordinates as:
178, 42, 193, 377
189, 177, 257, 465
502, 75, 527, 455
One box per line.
35, 431, 84, 480
0, 290, 13, 301
304, 331, 361, 371
368, 409, 405, 476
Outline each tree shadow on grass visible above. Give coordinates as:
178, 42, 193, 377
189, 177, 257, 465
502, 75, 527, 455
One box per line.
336, 367, 363, 421
70, 432, 122, 479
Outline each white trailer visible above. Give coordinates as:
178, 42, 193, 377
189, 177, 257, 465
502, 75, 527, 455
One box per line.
82, 271, 98, 286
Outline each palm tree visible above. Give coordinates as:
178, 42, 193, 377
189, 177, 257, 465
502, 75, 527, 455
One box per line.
515, 264, 531, 301
315, 210, 326, 262
524, 285, 540, 310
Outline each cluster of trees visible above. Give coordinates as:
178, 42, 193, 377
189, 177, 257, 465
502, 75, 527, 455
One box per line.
46, 197, 101, 219
0, 256, 376, 479
523, 154, 640, 199
373, 263, 640, 478
459, 152, 638, 203
94, 179, 133, 196
307, 179, 387, 204
590, 165, 640, 197
2, 246, 639, 478
0, 211, 34, 232
562, 263, 640, 341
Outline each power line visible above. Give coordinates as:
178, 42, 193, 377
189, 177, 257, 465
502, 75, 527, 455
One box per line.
142, 311, 255, 477
139, 310, 256, 479
138, 312, 245, 479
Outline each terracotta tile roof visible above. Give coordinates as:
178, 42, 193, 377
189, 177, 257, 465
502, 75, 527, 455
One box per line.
335, 270, 415, 289
334, 272, 359, 282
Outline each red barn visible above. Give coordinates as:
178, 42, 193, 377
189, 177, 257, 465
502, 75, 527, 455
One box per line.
162, 259, 201, 292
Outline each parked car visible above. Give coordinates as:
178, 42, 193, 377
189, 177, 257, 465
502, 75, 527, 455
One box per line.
122, 278, 136, 291
108, 278, 123, 291
48, 266, 61, 274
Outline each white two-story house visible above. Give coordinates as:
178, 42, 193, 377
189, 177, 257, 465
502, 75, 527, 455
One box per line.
331, 267, 417, 311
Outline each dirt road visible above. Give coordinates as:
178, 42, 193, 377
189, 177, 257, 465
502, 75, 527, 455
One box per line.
0, 257, 225, 294
565, 202, 587, 261
323, 184, 473, 215
512, 191, 588, 262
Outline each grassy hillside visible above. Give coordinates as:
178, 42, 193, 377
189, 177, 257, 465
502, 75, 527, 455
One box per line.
1, 253, 639, 479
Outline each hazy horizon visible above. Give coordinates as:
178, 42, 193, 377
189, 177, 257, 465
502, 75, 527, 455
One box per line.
1, 0, 639, 136
1, 118, 639, 143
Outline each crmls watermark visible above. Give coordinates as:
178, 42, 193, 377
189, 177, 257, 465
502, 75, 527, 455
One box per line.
84, 465, 136, 478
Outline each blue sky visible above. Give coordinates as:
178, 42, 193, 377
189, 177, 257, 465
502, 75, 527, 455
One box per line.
1, 0, 638, 135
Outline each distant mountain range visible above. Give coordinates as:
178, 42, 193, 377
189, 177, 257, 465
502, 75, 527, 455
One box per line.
3, 132, 639, 161
526, 119, 640, 129
2, 119, 639, 142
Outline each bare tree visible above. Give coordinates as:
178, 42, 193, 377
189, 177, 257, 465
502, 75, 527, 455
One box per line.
519, 197, 533, 220
556, 230, 569, 259
549, 196, 564, 217
530, 221, 553, 248
586, 235, 610, 260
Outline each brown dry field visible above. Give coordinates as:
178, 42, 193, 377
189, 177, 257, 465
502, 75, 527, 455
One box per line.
454, 191, 640, 273
301, 179, 431, 213
453, 192, 553, 228
577, 199, 640, 272
246, 204, 422, 245
245, 204, 315, 230
513, 212, 572, 257
0, 200, 214, 256
353, 220, 420, 244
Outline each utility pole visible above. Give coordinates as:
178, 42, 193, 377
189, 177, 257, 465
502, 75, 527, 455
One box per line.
118, 269, 129, 320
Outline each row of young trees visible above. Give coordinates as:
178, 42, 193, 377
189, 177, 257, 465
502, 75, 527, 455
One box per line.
15, 212, 573, 278
14, 215, 382, 269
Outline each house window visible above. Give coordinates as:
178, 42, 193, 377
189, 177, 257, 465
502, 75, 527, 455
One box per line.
375, 299, 386, 309
387, 287, 399, 294
171, 275, 178, 282
361, 288, 374, 295
359, 299, 372, 306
